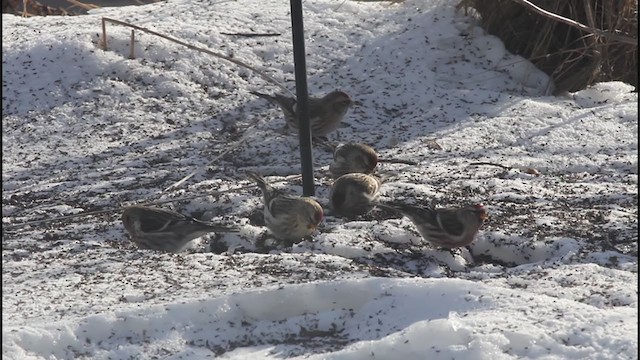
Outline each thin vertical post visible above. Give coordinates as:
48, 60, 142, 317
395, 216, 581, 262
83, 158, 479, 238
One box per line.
289, 0, 314, 196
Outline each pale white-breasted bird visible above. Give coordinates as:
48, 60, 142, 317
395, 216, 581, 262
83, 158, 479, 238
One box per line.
122, 205, 240, 253
329, 142, 379, 179
249, 90, 353, 137
329, 173, 381, 219
247, 172, 324, 245
375, 202, 489, 249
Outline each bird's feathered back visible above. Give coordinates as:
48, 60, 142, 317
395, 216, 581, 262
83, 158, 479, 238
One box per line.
330, 143, 379, 178
376, 202, 488, 249
330, 173, 380, 218
246, 171, 324, 244
250, 90, 352, 137
376, 202, 438, 225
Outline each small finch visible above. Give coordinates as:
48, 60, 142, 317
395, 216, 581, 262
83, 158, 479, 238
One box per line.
121, 205, 240, 253
376, 203, 489, 249
329, 143, 379, 179
329, 173, 381, 219
250, 90, 353, 137
248, 172, 324, 245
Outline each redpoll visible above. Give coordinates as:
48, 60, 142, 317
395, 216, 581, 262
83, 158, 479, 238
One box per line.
329, 143, 378, 179
250, 90, 353, 137
121, 205, 240, 253
248, 172, 324, 245
329, 173, 381, 219
376, 203, 488, 249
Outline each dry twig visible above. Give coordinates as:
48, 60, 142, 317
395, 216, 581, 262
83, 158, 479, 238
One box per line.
220, 32, 281, 37
3, 185, 256, 230
469, 161, 542, 175
100, 17, 293, 95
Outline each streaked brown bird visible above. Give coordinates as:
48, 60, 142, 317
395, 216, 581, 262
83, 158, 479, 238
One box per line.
122, 205, 240, 253
376, 203, 489, 249
250, 90, 353, 137
329, 173, 381, 219
329, 142, 379, 179
248, 172, 324, 245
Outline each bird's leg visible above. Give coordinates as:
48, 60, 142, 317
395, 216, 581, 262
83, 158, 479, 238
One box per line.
313, 137, 336, 153
209, 233, 228, 254
280, 238, 295, 249
276, 124, 290, 135
406, 245, 425, 259
461, 245, 476, 266
312, 136, 335, 151
254, 231, 273, 253
447, 248, 462, 257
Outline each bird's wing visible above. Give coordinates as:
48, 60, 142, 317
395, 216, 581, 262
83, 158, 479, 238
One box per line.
435, 209, 465, 237
139, 209, 190, 233
128, 206, 226, 233
385, 203, 439, 227
274, 94, 297, 118
290, 97, 325, 123
123, 206, 186, 232
267, 194, 299, 218
330, 185, 347, 209
408, 205, 438, 224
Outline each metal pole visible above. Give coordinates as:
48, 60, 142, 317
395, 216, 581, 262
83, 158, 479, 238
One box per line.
289, 0, 315, 196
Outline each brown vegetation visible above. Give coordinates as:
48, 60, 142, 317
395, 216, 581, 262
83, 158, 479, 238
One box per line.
460, 0, 638, 93
2, 0, 71, 15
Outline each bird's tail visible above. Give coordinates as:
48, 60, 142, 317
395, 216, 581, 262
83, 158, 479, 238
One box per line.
374, 172, 395, 185
191, 217, 242, 232
378, 158, 418, 165
247, 171, 274, 203
373, 201, 403, 213
208, 224, 242, 233
249, 91, 277, 103
247, 171, 281, 206
247, 171, 268, 190
315, 137, 337, 153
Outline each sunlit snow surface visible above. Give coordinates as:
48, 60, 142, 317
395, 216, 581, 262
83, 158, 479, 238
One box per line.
2, 0, 637, 359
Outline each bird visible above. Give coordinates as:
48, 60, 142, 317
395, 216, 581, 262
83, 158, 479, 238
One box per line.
121, 205, 240, 253
375, 202, 489, 249
247, 172, 324, 246
329, 173, 381, 219
329, 142, 379, 179
326, 142, 419, 179
249, 90, 353, 137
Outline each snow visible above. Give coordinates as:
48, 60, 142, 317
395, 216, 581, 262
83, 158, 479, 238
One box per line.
2, 0, 637, 359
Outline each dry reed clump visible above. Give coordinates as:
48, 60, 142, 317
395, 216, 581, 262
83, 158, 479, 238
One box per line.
2, 0, 71, 15
460, 0, 638, 94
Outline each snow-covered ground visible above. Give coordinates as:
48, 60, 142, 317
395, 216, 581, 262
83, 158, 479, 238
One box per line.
2, 0, 637, 358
